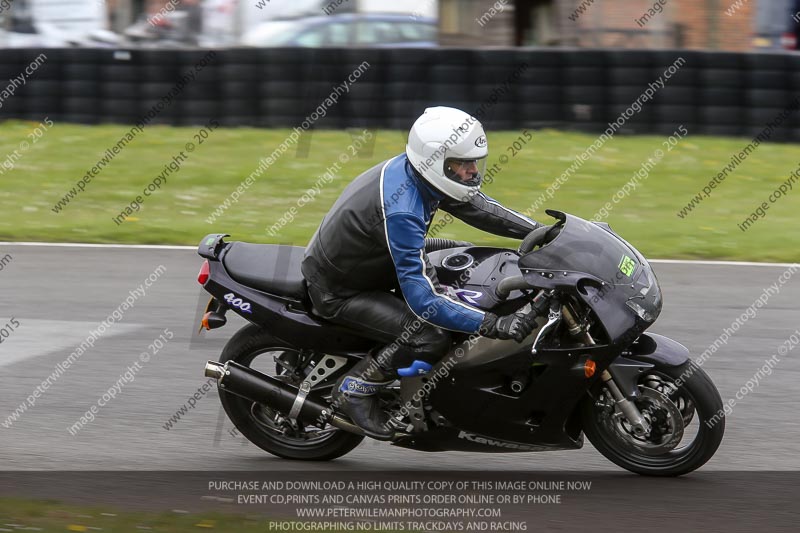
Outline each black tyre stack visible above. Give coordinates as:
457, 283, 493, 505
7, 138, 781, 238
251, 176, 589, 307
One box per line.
219, 48, 261, 127
697, 51, 745, 138
606, 50, 655, 135
743, 53, 793, 142
61, 48, 100, 124
789, 54, 800, 142
0, 50, 25, 121
429, 49, 474, 127
21, 48, 61, 124
0, 49, 58, 123
99, 49, 141, 125
561, 50, 608, 133
651, 50, 701, 136
384, 48, 436, 130
139, 49, 182, 126
340, 48, 384, 130
516, 49, 563, 130
471, 49, 523, 131
259, 48, 305, 128
0, 47, 797, 142
175, 50, 221, 126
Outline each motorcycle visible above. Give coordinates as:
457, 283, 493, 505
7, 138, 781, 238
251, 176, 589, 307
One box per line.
196, 209, 724, 476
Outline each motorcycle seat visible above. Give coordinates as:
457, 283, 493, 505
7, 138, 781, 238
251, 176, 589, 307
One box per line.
222, 242, 306, 300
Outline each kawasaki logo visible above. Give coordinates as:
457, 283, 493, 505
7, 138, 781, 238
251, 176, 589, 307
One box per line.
457, 431, 540, 451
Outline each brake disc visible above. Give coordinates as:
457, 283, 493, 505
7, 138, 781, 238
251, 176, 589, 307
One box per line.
641, 373, 696, 427
606, 386, 685, 456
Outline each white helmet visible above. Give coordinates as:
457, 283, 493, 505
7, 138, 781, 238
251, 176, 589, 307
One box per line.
406, 106, 488, 202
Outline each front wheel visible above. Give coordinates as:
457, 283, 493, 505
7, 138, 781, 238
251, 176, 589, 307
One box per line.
581, 360, 724, 476
218, 324, 364, 461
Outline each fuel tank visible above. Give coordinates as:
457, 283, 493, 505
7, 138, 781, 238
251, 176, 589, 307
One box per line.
427, 246, 526, 312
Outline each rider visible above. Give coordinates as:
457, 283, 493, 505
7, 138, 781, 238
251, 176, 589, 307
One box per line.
301, 106, 542, 439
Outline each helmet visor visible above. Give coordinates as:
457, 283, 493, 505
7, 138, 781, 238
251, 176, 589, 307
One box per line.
443, 157, 487, 188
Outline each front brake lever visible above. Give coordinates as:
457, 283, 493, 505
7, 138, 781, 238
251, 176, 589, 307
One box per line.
531, 299, 561, 355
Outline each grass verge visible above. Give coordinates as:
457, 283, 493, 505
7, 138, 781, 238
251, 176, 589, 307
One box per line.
1, 120, 797, 261
0, 497, 403, 533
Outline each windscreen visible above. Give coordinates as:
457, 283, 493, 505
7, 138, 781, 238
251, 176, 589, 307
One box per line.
518, 211, 663, 338
518, 211, 644, 286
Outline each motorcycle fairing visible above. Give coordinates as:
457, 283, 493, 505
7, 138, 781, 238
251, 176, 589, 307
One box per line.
516, 211, 663, 344
627, 333, 691, 368
198, 233, 230, 260
427, 246, 530, 311
391, 333, 683, 453
392, 426, 575, 453
199, 241, 375, 355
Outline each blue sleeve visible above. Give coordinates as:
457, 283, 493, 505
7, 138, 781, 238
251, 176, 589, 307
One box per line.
384, 212, 485, 333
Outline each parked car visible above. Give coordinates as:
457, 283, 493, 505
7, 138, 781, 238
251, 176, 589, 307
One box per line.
0, 0, 118, 48
752, 0, 798, 50
241, 13, 437, 47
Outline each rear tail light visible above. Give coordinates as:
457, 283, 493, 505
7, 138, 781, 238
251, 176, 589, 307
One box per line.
781, 32, 797, 50
197, 260, 210, 285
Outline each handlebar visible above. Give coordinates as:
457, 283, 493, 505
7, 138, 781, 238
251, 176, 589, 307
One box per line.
495, 275, 532, 299
424, 238, 473, 253
496, 277, 553, 322
518, 224, 563, 255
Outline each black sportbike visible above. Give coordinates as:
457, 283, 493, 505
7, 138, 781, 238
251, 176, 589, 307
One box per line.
196, 210, 724, 476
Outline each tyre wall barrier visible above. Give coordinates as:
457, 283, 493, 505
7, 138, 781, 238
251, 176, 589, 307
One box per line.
0, 47, 797, 141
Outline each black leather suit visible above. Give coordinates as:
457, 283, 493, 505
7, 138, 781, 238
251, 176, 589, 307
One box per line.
301, 154, 539, 370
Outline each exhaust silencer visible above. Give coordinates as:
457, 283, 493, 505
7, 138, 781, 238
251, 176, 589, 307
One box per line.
204, 360, 365, 436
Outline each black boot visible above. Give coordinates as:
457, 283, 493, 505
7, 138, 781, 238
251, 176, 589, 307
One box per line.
332, 355, 396, 440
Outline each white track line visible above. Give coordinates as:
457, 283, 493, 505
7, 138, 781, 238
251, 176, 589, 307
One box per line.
0, 242, 195, 250
0, 241, 797, 268
649, 259, 799, 268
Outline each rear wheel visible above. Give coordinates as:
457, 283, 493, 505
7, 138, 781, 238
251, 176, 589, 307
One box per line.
218, 324, 364, 461
581, 360, 724, 476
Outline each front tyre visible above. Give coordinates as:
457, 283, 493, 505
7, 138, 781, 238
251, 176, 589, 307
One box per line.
581, 360, 724, 476
218, 324, 364, 461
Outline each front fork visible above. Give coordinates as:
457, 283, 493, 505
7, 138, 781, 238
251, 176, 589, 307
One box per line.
600, 369, 651, 436
558, 303, 652, 436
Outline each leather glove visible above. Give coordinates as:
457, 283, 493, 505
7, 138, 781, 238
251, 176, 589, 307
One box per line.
480, 310, 537, 342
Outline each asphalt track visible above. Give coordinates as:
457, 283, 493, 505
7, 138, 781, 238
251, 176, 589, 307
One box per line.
1, 244, 799, 531
1, 244, 798, 473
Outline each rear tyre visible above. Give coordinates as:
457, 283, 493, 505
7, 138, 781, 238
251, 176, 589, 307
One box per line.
581, 360, 724, 476
218, 324, 364, 461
